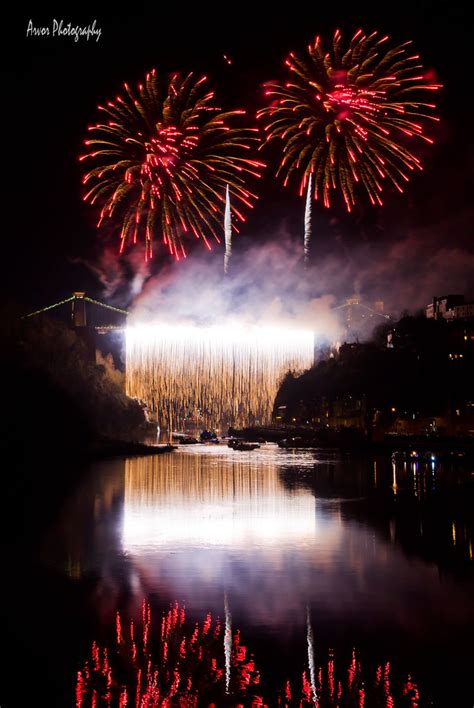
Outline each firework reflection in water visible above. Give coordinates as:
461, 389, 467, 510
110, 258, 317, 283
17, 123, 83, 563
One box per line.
76, 601, 261, 707
76, 601, 422, 706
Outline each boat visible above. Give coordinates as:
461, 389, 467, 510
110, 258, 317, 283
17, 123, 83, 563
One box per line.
178, 436, 200, 445
200, 430, 218, 442
232, 442, 260, 451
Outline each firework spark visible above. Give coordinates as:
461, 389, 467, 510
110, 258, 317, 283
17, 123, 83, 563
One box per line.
258, 29, 441, 211
81, 71, 264, 261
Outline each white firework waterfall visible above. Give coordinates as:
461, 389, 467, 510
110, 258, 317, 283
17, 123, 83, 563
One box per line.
304, 173, 313, 265
125, 323, 314, 429
224, 184, 232, 274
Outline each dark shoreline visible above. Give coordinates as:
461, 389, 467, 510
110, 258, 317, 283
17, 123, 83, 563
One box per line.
230, 425, 474, 457
84, 437, 176, 459
1, 435, 176, 525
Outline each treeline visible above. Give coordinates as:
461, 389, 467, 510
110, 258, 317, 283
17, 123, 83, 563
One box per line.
275, 314, 474, 436
1, 306, 147, 453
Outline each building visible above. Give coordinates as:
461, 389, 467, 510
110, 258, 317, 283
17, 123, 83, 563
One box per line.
426, 295, 474, 321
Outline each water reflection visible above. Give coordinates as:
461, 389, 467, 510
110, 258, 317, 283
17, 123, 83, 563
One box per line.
39, 446, 474, 704
117, 449, 473, 640
123, 452, 323, 548
76, 601, 422, 707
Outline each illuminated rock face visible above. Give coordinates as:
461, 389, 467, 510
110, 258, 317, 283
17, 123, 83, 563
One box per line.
125, 323, 314, 428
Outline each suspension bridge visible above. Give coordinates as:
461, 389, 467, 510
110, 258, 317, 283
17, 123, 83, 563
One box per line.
24, 291, 128, 333
333, 296, 391, 336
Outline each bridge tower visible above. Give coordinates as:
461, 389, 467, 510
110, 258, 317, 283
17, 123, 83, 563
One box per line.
24, 292, 129, 365
71, 292, 87, 328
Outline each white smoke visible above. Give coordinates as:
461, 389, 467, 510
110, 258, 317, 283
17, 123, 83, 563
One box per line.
130, 234, 342, 344
86, 202, 474, 343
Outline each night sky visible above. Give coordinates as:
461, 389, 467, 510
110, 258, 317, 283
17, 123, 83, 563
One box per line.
2, 1, 472, 312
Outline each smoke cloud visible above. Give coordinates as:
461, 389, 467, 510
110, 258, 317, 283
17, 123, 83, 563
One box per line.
75, 245, 152, 303
87, 204, 474, 344
129, 235, 342, 344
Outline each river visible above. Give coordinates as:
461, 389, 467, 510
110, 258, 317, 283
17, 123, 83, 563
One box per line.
2, 444, 474, 706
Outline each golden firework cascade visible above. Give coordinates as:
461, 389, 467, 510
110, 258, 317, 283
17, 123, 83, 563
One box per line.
125, 323, 314, 428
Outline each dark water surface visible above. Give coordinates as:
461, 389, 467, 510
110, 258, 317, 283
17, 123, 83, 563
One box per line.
2, 445, 474, 706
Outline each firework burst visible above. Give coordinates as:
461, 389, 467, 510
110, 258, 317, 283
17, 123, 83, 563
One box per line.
258, 29, 441, 211
80, 71, 264, 261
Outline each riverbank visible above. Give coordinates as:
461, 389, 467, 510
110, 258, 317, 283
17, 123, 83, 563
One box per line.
85, 437, 176, 459
229, 425, 474, 459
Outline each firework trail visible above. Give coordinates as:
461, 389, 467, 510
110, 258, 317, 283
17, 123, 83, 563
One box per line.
224, 593, 232, 694
224, 184, 232, 274
81, 71, 263, 261
306, 606, 318, 705
258, 29, 441, 212
304, 173, 313, 265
